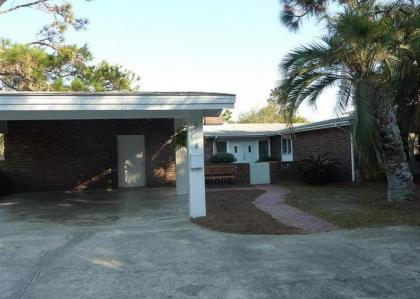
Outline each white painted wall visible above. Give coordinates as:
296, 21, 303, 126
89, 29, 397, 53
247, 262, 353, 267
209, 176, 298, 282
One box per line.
250, 162, 270, 185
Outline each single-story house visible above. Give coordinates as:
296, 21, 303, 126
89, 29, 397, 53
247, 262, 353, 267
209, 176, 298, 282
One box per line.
204, 116, 355, 181
0, 92, 236, 218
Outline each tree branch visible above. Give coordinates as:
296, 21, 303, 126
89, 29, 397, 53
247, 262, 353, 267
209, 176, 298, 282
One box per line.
0, 0, 48, 14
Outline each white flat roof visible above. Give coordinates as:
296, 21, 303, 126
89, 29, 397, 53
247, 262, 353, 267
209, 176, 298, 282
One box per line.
0, 92, 236, 120
277, 116, 352, 134
204, 123, 300, 137
204, 117, 352, 138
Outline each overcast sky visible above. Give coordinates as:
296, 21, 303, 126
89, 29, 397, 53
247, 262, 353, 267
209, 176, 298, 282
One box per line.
0, 0, 341, 121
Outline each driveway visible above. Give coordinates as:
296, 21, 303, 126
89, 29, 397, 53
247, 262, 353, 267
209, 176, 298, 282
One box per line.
1, 188, 420, 298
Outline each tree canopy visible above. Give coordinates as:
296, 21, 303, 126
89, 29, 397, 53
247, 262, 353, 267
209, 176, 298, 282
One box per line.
238, 101, 308, 124
275, 0, 418, 201
0, 0, 139, 91
221, 110, 234, 123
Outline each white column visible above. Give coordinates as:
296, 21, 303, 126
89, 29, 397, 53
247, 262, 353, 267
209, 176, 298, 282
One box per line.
186, 111, 206, 218
174, 118, 189, 196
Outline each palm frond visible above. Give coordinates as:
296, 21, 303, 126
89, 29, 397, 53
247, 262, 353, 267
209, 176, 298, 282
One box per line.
352, 78, 382, 166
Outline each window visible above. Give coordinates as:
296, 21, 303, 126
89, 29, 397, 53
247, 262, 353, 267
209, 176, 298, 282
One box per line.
281, 139, 292, 155
234, 146, 238, 153
248, 145, 252, 153
258, 140, 269, 159
0, 133, 4, 161
409, 133, 420, 161
215, 141, 227, 153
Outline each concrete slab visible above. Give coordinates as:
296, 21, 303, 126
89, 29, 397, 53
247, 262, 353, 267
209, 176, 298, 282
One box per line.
1, 188, 420, 298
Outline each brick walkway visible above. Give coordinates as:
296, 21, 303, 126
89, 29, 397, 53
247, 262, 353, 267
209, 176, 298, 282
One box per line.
253, 184, 338, 233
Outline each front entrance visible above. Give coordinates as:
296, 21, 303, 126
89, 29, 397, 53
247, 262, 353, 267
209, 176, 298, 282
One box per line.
230, 141, 257, 163
118, 135, 146, 187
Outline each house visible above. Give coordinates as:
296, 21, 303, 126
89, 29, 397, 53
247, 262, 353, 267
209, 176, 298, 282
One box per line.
204, 116, 355, 182
204, 123, 300, 163
0, 92, 236, 218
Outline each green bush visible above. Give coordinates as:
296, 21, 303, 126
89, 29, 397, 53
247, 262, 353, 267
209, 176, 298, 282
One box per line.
299, 153, 341, 185
0, 170, 12, 197
209, 153, 237, 164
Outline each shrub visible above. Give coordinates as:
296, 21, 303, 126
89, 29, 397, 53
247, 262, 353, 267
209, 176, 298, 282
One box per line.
256, 156, 277, 162
299, 153, 341, 185
210, 153, 237, 164
0, 170, 12, 196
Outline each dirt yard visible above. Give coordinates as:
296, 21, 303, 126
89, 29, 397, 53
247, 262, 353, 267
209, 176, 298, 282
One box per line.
193, 189, 301, 235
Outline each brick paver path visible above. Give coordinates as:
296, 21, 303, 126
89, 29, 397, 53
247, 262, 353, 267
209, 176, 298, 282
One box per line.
253, 184, 338, 233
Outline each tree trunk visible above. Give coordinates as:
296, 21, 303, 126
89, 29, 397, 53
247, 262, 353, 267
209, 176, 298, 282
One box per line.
377, 100, 416, 202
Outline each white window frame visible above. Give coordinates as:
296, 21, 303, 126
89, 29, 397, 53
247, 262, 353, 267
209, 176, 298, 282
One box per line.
213, 140, 228, 154
281, 136, 293, 162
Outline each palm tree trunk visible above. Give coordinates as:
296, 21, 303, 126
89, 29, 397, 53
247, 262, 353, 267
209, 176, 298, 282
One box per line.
377, 100, 416, 202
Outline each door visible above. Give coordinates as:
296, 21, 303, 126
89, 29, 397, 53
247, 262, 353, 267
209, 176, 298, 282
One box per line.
231, 141, 256, 163
118, 135, 146, 187
231, 142, 242, 162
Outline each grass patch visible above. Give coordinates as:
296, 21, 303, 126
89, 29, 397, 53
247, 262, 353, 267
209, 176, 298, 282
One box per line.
193, 189, 301, 235
283, 182, 420, 229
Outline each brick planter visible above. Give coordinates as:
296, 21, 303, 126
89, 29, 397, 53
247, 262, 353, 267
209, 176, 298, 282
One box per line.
269, 161, 300, 183
205, 163, 250, 185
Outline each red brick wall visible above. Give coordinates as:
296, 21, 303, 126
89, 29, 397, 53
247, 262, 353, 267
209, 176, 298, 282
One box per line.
268, 128, 352, 181
293, 127, 352, 181
235, 163, 250, 185
204, 163, 250, 185
270, 136, 282, 160
270, 161, 300, 183
4, 119, 176, 192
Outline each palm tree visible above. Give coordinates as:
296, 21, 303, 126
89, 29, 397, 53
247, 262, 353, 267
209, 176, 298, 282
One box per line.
274, 1, 418, 202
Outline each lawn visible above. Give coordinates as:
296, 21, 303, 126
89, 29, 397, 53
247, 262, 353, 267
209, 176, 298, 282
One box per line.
283, 182, 420, 229
193, 189, 301, 235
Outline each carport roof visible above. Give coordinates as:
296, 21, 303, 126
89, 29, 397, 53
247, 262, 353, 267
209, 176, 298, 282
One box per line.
0, 91, 235, 120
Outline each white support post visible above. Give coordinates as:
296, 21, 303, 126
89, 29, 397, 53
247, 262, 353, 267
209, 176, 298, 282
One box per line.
174, 118, 189, 196
186, 112, 206, 218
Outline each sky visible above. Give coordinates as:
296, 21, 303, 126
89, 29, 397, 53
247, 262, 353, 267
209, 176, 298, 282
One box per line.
0, 0, 341, 121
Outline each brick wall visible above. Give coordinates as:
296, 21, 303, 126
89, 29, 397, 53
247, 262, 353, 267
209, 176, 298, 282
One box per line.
293, 127, 352, 181
4, 119, 176, 192
270, 136, 282, 160
235, 163, 250, 185
269, 128, 353, 182
270, 161, 300, 183
204, 163, 250, 185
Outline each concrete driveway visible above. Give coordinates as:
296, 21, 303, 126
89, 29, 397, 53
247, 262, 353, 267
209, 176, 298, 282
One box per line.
1, 188, 420, 299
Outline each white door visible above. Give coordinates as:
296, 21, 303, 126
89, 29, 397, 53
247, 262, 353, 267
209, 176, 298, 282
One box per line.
231, 141, 256, 163
231, 142, 242, 162
118, 135, 146, 187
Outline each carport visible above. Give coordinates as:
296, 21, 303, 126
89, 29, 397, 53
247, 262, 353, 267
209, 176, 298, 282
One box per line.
0, 92, 235, 218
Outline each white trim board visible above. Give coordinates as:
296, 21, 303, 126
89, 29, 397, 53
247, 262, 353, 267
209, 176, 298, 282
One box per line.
0, 92, 235, 121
